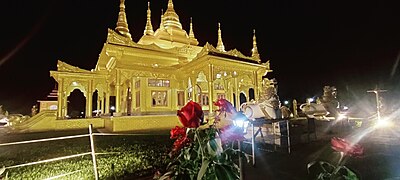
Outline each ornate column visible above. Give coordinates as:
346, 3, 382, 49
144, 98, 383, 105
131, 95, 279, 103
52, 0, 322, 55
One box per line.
100, 94, 104, 115
253, 71, 259, 101
234, 72, 240, 111
116, 70, 121, 113
131, 78, 135, 113
63, 93, 68, 118
96, 96, 101, 116
207, 64, 214, 113
57, 78, 64, 119
86, 80, 93, 118
105, 90, 110, 114
191, 76, 196, 102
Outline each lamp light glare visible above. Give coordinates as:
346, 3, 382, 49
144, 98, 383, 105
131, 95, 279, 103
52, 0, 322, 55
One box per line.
375, 117, 393, 128
284, 100, 289, 105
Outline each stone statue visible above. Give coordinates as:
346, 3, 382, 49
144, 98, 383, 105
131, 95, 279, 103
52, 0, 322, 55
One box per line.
31, 105, 38, 116
0, 105, 4, 115
241, 80, 291, 120
300, 86, 341, 119
292, 99, 298, 118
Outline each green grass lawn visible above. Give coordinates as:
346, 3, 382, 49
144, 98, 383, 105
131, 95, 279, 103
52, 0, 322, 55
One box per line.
0, 129, 173, 179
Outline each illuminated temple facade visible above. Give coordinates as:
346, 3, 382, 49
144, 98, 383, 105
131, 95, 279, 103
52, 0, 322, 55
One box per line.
50, 0, 272, 119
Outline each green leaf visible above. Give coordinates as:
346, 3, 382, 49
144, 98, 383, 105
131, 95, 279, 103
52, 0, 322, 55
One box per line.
307, 161, 336, 180
336, 166, 359, 180
207, 139, 218, 156
215, 164, 239, 180
197, 159, 210, 180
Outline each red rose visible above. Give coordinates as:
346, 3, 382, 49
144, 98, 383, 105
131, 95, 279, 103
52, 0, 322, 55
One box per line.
219, 125, 245, 143
177, 101, 204, 128
170, 126, 186, 139
331, 137, 364, 157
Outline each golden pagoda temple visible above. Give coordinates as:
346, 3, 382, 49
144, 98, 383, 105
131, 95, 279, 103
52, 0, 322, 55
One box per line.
50, 0, 271, 119
17, 0, 273, 132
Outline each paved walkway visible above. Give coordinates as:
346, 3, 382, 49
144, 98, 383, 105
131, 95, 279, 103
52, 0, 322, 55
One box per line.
242, 119, 400, 180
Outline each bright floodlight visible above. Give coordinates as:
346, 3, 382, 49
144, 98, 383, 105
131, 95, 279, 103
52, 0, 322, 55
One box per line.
110, 106, 116, 111
233, 114, 249, 134
337, 113, 347, 121
375, 118, 393, 128
307, 98, 314, 103
284, 100, 289, 105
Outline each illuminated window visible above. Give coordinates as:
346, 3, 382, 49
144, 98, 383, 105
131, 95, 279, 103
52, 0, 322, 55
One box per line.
148, 79, 170, 87
177, 91, 185, 106
152, 91, 168, 106
198, 93, 209, 106
214, 83, 224, 90
135, 80, 140, 88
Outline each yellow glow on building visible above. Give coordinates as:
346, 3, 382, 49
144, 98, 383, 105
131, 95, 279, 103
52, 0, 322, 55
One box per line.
49, 0, 272, 120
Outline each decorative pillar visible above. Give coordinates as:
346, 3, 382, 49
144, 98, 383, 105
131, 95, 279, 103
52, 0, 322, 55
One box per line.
86, 80, 93, 118
63, 93, 68, 118
105, 91, 110, 114
116, 70, 121, 113
234, 76, 240, 111
57, 78, 64, 119
100, 95, 104, 115
254, 71, 259, 101
191, 76, 196, 102
131, 79, 135, 113
96, 96, 101, 116
208, 64, 214, 113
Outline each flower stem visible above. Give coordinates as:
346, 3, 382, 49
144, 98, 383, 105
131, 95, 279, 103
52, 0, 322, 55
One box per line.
337, 152, 344, 166
195, 129, 204, 157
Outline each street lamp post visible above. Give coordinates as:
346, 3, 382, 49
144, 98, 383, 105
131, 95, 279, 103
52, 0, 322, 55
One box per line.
367, 87, 387, 122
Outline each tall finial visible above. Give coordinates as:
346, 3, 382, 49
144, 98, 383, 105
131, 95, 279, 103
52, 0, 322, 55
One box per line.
144, 1, 154, 35
159, 9, 165, 30
163, 0, 183, 29
216, 22, 225, 52
251, 29, 260, 61
189, 17, 195, 39
115, 0, 132, 39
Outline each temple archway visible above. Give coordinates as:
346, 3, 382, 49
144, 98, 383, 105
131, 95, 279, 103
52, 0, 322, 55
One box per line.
67, 89, 86, 119
92, 90, 99, 117
240, 92, 247, 105
126, 87, 132, 115
249, 88, 255, 101
233, 93, 236, 108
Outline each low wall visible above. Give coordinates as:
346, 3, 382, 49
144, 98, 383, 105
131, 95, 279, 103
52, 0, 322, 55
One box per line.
55, 118, 104, 130
14, 112, 180, 133
104, 115, 180, 132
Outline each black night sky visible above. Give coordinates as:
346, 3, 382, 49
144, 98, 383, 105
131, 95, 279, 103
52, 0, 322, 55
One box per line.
1, 0, 400, 114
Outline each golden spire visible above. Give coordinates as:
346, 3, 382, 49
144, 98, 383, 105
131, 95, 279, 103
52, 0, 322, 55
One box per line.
144, 2, 154, 35
163, 0, 183, 29
115, 0, 132, 39
251, 29, 260, 60
159, 9, 165, 30
189, 17, 195, 39
216, 23, 225, 52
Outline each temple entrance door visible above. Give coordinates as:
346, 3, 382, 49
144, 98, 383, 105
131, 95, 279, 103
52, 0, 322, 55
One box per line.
240, 93, 247, 105
92, 90, 99, 117
233, 93, 236, 108
126, 87, 132, 115
249, 88, 255, 101
67, 89, 86, 119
